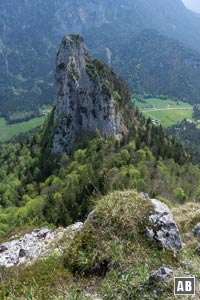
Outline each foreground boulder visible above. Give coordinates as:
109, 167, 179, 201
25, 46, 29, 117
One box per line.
86, 193, 182, 252
143, 194, 182, 251
0, 192, 182, 269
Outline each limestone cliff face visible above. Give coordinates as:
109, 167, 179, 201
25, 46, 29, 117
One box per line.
52, 35, 129, 154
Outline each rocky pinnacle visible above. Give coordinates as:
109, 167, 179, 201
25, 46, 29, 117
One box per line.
52, 34, 127, 154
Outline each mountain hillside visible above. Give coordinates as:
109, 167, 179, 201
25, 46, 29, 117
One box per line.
1, 33, 200, 299
168, 119, 200, 164
2, 0, 200, 119
0, 35, 197, 237
91, 30, 200, 103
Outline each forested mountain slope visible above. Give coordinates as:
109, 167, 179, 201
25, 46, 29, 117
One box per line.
168, 119, 200, 164
0, 35, 198, 238
89, 30, 200, 104
1, 33, 200, 300
1, 0, 200, 118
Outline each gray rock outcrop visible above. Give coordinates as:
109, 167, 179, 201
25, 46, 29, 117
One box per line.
52, 34, 128, 154
193, 223, 200, 237
85, 210, 95, 222
0, 223, 83, 268
144, 194, 182, 251
0, 228, 53, 267
195, 246, 200, 256
149, 267, 173, 283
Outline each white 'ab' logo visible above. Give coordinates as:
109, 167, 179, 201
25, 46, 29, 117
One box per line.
174, 277, 195, 295
177, 281, 192, 292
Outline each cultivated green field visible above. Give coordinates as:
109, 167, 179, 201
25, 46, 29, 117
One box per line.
133, 98, 193, 126
0, 116, 46, 142
143, 109, 193, 127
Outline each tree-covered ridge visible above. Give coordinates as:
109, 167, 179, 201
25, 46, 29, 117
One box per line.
0, 29, 198, 238
168, 120, 200, 164
0, 105, 199, 237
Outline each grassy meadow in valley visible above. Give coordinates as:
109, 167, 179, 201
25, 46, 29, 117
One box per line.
0, 97, 194, 142
0, 116, 46, 142
133, 98, 193, 126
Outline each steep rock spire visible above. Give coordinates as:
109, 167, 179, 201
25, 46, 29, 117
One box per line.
52, 34, 131, 153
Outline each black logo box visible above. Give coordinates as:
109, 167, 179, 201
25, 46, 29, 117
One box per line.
174, 277, 195, 295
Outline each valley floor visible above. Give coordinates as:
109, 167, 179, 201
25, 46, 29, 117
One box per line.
0, 116, 46, 142
133, 98, 194, 126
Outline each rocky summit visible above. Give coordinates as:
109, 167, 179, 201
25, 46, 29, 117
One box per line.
52, 34, 130, 154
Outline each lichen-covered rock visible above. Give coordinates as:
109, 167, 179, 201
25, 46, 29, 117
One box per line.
144, 194, 182, 251
0, 223, 83, 268
195, 246, 200, 255
70, 222, 84, 232
193, 223, 200, 237
32, 228, 50, 239
0, 228, 52, 267
85, 210, 95, 222
149, 267, 173, 283
52, 34, 129, 154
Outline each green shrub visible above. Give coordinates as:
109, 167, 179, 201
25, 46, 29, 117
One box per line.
63, 191, 153, 276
